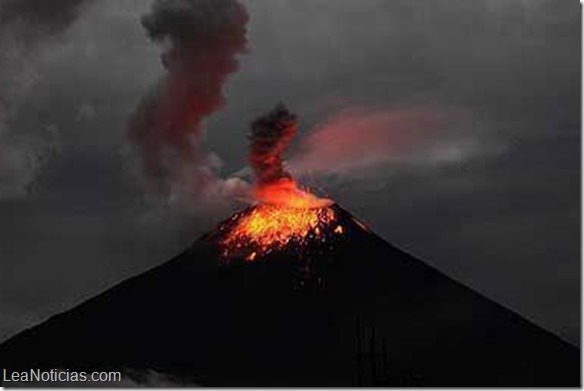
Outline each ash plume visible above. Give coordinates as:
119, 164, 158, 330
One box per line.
289, 106, 478, 177
0, 0, 94, 197
128, 0, 249, 206
249, 103, 298, 186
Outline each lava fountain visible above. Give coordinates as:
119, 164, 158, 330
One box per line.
218, 104, 346, 261
220, 179, 339, 260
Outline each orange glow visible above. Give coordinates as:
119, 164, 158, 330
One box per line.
221, 203, 336, 259
220, 180, 339, 260
253, 178, 332, 209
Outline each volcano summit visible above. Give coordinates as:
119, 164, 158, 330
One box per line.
0, 202, 579, 386
0, 106, 579, 386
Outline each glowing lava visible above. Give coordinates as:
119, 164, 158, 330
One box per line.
218, 105, 346, 262
220, 180, 341, 261
253, 178, 332, 209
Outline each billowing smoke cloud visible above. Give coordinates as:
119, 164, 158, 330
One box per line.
0, 0, 94, 198
289, 106, 491, 177
128, 0, 249, 210
246, 103, 332, 209
249, 103, 298, 186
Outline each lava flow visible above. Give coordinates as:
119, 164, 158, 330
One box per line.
220, 179, 341, 261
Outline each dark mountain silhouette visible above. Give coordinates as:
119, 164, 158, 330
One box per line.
0, 204, 579, 386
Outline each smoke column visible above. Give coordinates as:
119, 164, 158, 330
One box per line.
0, 0, 94, 197
128, 0, 248, 200
249, 103, 298, 186
247, 104, 331, 208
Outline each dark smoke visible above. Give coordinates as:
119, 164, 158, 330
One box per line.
249, 103, 298, 186
0, 0, 94, 198
128, 0, 248, 199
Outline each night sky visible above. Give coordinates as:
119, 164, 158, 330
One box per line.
0, 0, 580, 346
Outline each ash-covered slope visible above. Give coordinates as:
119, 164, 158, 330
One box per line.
0, 204, 579, 386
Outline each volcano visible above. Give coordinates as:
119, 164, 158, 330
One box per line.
0, 202, 579, 386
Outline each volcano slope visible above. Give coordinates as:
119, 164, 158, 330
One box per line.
0, 204, 579, 386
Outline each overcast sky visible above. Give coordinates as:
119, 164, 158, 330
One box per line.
0, 0, 580, 345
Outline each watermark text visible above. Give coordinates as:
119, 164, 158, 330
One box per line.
2, 368, 122, 384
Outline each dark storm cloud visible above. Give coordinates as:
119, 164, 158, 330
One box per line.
0, 0, 579, 348
0, 0, 92, 38
0, 0, 95, 197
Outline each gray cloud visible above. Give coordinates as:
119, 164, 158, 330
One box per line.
0, 0, 95, 198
